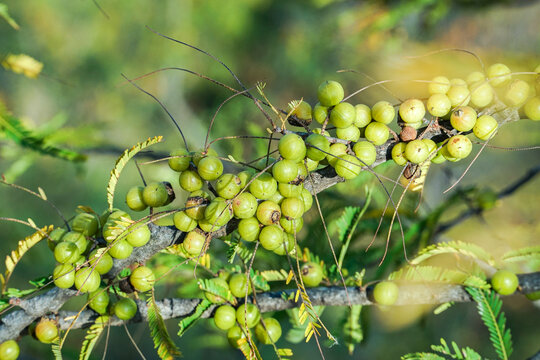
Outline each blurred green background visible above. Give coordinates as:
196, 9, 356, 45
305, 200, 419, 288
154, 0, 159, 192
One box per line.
1, 0, 539, 359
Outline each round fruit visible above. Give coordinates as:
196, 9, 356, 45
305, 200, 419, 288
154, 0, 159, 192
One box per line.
249, 172, 278, 200
447, 135, 472, 159
431, 143, 447, 164
372, 101, 395, 124
447, 84, 470, 107
428, 76, 450, 94
269, 189, 284, 205
216, 174, 242, 199
63, 231, 89, 254
183, 230, 206, 256
354, 104, 372, 127
126, 186, 147, 212
236, 303, 260, 328
232, 193, 258, 219
72, 213, 99, 236
168, 148, 191, 172
473, 115, 498, 140
300, 187, 313, 212
74, 267, 101, 293
47, 227, 67, 251
193, 148, 218, 166
114, 298, 137, 320
305, 134, 330, 161
281, 197, 304, 220
278, 133, 306, 161
524, 96, 540, 121
313, 103, 329, 124
280, 217, 303, 235
173, 211, 198, 232
303, 157, 319, 172
205, 198, 233, 227
450, 106, 477, 132
259, 225, 284, 251
142, 182, 169, 208
364, 122, 389, 146
88, 289, 110, 314
0, 340, 19, 360
255, 317, 282, 344
469, 81, 493, 108
130, 266, 155, 292
373, 281, 399, 305
204, 277, 230, 304
126, 223, 151, 247
35, 319, 58, 344
107, 210, 131, 221
290, 100, 312, 122
336, 125, 361, 142
391, 142, 408, 166
399, 99, 425, 124
335, 154, 362, 180
54, 241, 80, 264
441, 144, 460, 162
353, 141, 377, 166
405, 140, 429, 164
53, 263, 75, 289
229, 273, 252, 298
214, 305, 237, 330
238, 217, 261, 242
198, 156, 224, 181
317, 80, 344, 107
185, 191, 210, 220
504, 79, 530, 107
272, 160, 299, 183
301, 262, 323, 287
227, 326, 248, 348
278, 183, 302, 198
88, 249, 114, 275
109, 239, 133, 259
326, 143, 348, 167
273, 232, 296, 255
330, 102, 356, 128
179, 170, 203, 192
427, 93, 451, 117
423, 139, 437, 159
237, 170, 253, 187
491, 270, 519, 295
487, 63, 512, 86
256, 200, 281, 225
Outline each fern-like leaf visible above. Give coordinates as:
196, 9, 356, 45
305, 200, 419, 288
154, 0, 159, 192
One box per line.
106, 136, 163, 211
79, 316, 109, 360
260, 269, 289, 282
198, 278, 237, 305
342, 305, 363, 355
237, 336, 263, 360
388, 265, 489, 289
51, 336, 63, 360
403, 338, 482, 360
501, 246, 540, 263
466, 287, 513, 360
411, 240, 495, 266
177, 299, 212, 337
401, 353, 445, 360
148, 292, 181, 359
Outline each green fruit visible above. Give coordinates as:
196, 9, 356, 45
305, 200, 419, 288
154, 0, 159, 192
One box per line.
236, 303, 260, 328
185, 191, 210, 220
336, 125, 361, 142
278, 133, 306, 161
204, 277, 230, 304
278, 183, 302, 198
447, 135, 472, 159
35, 319, 59, 344
491, 270, 519, 295
125, 186, 147, 212
524, 96, 540, 121
373, 281, 399, 305
114, 298, 137, 320
74, 267, 101, 293
238, 217, 261, 242
447, 83, 470, 107
290, 100, 312, 121
427, 93, 451, 117
232, 192, 258, 219
197, 156, 224, 181
450, 106, 477, 132
72, 213, 99, 236
469, 81, 493, 108
108, 239, 133, 259
47, 228, 67, 251
88, 289, 110, 314
168, 148, 191, 172
504, 79, 530, 107
353, 141, 377, 166
53, 263, 75, 289
273, 232, 296, 255
487, 63, 512, 86
227, 326, 248, 348
249, 172, 278, 200
63, 231, 89, 254
300, 187, 313, 212
259, 225, 284, 251
428, 76, 450, 95
214, 305, 237, 330
88, 249, 114, 275
179, 170, 203, 192
330, 102, 356, 128
364, 122, 389, 146
305, 134, 330, 161
280, 216, 303, 235
327, 143, 348, 167
173, 211, 198, 232
441, 144, 460, 162
405, 140, 429, 164
313, 102, 329, 124
255, 318, 282, 344
0, 340, 19, 360
423, 139, 437, 159
372, 101, 396, 124
280, 197, 304, 220
391, 142, 408, 166
126, 223, 151, 247
216, 173, 242, 199
183, 230, 206, 256
269, 190, 284, 205
143, 182, 171, 208
473, 115, 498, 140
54, 241, 80, 264
301, 262, 323, 287
193, 148, 218, 166
335, 154, 362, 180
229, 273, 252, 298
237, 170, 253, 187
302, 157, 319, 172
354, 104, 372, 127
431, 143, 447, 164
130, 266, 155, 292
204, 198, 233, 227
272, 160, 299, 183
256, 200, 281, 225
466, 71, 485, 85
317, 80, 344, 107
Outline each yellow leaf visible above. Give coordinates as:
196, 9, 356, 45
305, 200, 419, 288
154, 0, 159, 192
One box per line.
2, 54, 43, 79
27, 218, 36, 228
286, 270, 294, 285
37, 187, 47, 200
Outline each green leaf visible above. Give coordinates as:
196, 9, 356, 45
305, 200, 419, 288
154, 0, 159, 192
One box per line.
250, 269, 270, 292
403, 338, 482, 360
148, 293, 182, 359
411, 240, 495, 266
401, 353, 446, 360
177, 299, 212, 337
388, 265, 489, 289
0, 4, 19, 30
501, 246, 540, 263
285, 306, 325, 344
433, 302, 454, 315
342, 305, 363, 355
198, 278, 237, 305
259, 269, 289, 282
51, 336, 63, 360
466, 287, 513, 360
79, 316, 109, 360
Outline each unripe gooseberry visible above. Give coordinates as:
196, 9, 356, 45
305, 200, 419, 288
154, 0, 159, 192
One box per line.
487, 63, 512, 86
143, 182, 171, 208
232, 192, 258, 219
524, 96, 540, 121
504, 79, 530, 107
259, 225, 284, 251
183, 230, 206, 256
399, 99, 425, 124
272, 159, 298, 183
88, 249, 114, 275
372, 101, 395, 124
125, 223, 151, 247
447, 83, 470, 107
71, 213, 99, 236
130, 266, 155, 292
125, 186, 147, 212
301, 262, 323, 287
446, 135, 472, 159
179, 170, 203, 192
278, 133, 306, 161
229, 273, 252, 298
281, 197, 304, 220
466, 71, 485, 85
88, 288, 110, 314
0, 340, 19, 360
255, 318, 282, 344
280, 217, 303, 235
450, 106, 477, 132
364, 122, 389, 146
336, 125, 361, 142
227, 326, 248, 348
192, 147, 218, 166
256, 200, 281, 226
313, 102, 328, 124
198, 156, 224, 181
173, 211, 198, 232
237, 170, 253, 188
330, 102, 356, 128
391, 142, 408, 166
317, 80, 344, 107
237, 217, 261, 242
168, 148, 191, 172
354, 104, 372, 127
214, 305, 237, 331
47, 227, 67, 251
491, 270, 519, 296
405, 140, 429, 164
352, 141, 377, 166
74, 267, 101, 293
108, 239, 133, 259
249, 172, 278, 200
326, 143, 348, 167
469, 81, 494, 108
273, 232, 296, 255
427, 93, 452, 117
373, 281, 399, 305
204, 198, 233, 227
305, 133, 331, 161
428, 76, 451, 95
300, 187, 313, 212
473, 115, 498, 140
35, 319, 59, 344
53, 263, 75, 289
63, 231, 89, 254
236, 303, 260, 328
290, 100, 312, 121
114, 297, 138, 320
335, 154, 362, 180
215, 173, 242, 199
54, 241, 80, 264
